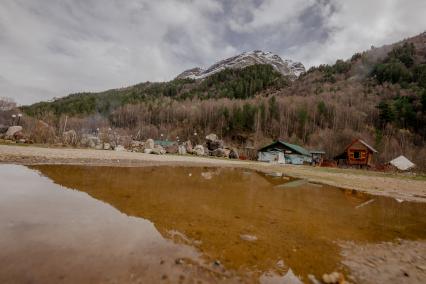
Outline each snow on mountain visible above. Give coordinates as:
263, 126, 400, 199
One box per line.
176, 50, 305, 80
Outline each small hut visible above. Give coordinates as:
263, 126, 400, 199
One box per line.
334, 139, 377, 168
310, 150, 326, 166
389, 155, 415, 171
258, 140, 312, 165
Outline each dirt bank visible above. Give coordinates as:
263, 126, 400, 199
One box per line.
1, 144, 425, 203
340, 240, 426, 284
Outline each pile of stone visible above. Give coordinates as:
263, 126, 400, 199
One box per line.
130, 140, 144, 152
193, 144, 205, 156
178, 144, 187, 155
141, 139, 166, 155
0, 125, 30, 144
114, 145, 125, 151
205, 133, 239, 159
164, 143, 178, 154
75, 133, 239, 159
80, 134, 102, 149
181, 140, 204, 156
79, 133, 123, 151
0, 125, 9, 135
206, 134, 223, 151
5, 126, 23, 139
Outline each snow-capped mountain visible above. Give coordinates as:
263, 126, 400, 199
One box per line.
176, 50, 305, 80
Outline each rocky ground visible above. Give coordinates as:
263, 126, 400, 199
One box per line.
1, 144, 425, 203
340, 240, 426, 284
1, 144, 426, 284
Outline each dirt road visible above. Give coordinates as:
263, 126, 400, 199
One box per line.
1, 144, 425, 202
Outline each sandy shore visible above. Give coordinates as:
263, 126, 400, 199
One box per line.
340, 240, 426, 284
1, 144, 426, 203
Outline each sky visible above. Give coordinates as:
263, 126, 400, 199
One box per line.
1, 0, 426, 105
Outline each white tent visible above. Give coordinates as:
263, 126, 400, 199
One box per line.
389, 155, 415, 171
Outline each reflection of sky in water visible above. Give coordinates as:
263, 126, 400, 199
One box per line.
0, 164, 218, 283
1, 164, 426, 283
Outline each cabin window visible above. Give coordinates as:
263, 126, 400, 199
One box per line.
353, 151, 361, 159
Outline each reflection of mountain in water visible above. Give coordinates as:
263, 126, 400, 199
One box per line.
32, 165, 426, 280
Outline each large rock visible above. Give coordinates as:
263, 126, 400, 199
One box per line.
322, 272, 343, 284
80, 134, 101, 148
207, 140, 224, 151
229, 148, 239, 159
178, 145, 187, 155
13, 131, 25, 141
5, 126, 22, 139
0, 125, 8, 134
184, 140, 193, 152
224, 148, 231, 157
165, 144, 178, 154
131, 140, 143, 148
205, 133, 218, 141
205, 133, 224, 151
130, 140, 144, 152
114, 145, 125, 151
151, 145, 166, 155
193, 144, 205, 156
211, 148, 228, 157
145, 138, 155, 150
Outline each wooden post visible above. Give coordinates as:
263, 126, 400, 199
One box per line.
62, 115, 68, 134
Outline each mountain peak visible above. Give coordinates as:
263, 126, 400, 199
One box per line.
176, 50, 305, 80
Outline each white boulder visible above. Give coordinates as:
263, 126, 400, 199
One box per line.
5, 126, 22, 139
193, 145, 205, 156
114, 145, 125, 151
178, 145, 187, 155
103, 143, 111, 150
205, 133, 218, 141
145, 138, 155, 149
151, 145, 166, 155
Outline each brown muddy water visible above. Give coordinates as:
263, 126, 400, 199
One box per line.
1, 164, 426, 283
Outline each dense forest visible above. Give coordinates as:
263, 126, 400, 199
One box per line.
16, 33, 426, 169
22, 64, 288, 116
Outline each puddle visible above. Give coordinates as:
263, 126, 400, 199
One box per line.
1, 164, 426, 283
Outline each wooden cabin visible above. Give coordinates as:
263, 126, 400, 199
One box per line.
334, 139, 378, 168
258, 140, 312, 165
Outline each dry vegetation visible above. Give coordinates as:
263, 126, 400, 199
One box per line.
3, 33, 426, 170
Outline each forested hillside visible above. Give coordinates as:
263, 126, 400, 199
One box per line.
23, 64, 288, 116
21, 33, 426, 169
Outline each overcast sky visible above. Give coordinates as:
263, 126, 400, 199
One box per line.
1, 0, 426, 105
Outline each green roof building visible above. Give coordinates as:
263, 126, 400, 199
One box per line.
258, 140, 313, 165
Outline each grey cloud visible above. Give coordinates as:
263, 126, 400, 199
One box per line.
0, 0, 425, 105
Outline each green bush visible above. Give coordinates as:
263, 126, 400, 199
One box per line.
387, 42, 415, 68
373, 61, 412, 84
413, 64, 426, 88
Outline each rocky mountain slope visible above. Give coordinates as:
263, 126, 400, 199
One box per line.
176, 50, 305, 80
